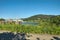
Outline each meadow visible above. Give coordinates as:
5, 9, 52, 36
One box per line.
0, 23, 60, 35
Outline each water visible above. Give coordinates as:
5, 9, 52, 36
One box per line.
21, 22, 38, 26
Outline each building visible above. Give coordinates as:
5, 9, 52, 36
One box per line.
13, 19, 23, 24
0, 19, 23, 24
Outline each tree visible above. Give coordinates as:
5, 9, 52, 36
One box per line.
51, 16, 60, 25
0, 18, 5, 21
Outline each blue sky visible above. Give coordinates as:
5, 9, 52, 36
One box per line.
0, 0, 60, 19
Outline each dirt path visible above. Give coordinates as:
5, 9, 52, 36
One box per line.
26, 34, 60, 40
0, 30, 11, 33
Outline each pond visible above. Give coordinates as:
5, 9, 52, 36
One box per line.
21, 22, 38, 26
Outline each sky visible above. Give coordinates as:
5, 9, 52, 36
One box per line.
0, 0, 60, 19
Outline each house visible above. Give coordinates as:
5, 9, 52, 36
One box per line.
13, 19, 23, 24
0, 18, 23, 24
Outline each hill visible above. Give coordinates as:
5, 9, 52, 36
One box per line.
22, 14, 56, 21
22, 14, 60, 25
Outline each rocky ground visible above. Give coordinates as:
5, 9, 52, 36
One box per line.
0, 31, 60, 40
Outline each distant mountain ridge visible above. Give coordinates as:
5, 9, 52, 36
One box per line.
22, 14, 57, 21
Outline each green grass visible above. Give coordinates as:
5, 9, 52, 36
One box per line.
0, 24, 60, 35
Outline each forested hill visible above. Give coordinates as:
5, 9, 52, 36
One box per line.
22, 14, 57, 21
22, 14, 60, 26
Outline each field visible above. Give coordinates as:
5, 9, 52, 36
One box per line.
0, 23, 60, 35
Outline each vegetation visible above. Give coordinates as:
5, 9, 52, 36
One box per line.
0, 14, 60, 35
0, 18, 5, 21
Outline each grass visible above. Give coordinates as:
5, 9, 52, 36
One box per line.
0, 23, 60, 35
